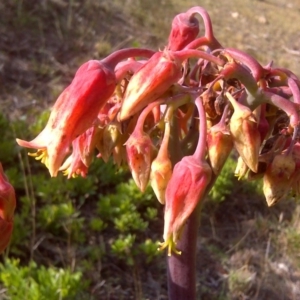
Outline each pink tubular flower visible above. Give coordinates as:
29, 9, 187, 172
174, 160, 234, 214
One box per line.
119, 50, 183, 121
162, 155, 211, 254
17, 60, 116, 177
159, 96, 212, 255
0, 163, 16, 254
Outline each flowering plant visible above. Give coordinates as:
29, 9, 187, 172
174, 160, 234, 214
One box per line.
5, 5, 300, 299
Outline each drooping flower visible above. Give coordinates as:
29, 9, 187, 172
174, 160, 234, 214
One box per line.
0, 163, 16, 254
161, 155, 212, 255
119, 50, 183, 121
125, 101, 163, 192
159, 96, 212, 255
17, 60, 116, 177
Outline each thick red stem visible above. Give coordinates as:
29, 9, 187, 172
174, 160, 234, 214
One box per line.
102, 48, 155, 70
174, 49, 224, 66
167, 202, 201, 300
223, 48, 264, 81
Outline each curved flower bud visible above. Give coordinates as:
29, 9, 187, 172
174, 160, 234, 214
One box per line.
167, 12, 199, 51
207, 106, 233, 175
227, 92, 261, 172
125, 132, 156, 192
125, 100, 169, 192
150, 122, 173, 204
97, 122, 122, 163
0, 163, 16, 253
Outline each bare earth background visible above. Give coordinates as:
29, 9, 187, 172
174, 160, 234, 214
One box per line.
1, 0, 300, 299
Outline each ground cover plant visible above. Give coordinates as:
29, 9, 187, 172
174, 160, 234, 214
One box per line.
0, 0, 297, 297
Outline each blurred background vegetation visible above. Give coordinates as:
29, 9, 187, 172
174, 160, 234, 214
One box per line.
1, 0, 300, 299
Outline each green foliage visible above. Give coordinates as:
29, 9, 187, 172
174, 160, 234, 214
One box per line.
0, 114, 17, 164
0, 258, 82, 300
111, 234, 136, 266
209, 157, 236, 202
95, 179, 161, 266
209, 156, 264, 203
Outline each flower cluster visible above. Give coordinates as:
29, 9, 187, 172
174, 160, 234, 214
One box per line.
17, 6, 300, 255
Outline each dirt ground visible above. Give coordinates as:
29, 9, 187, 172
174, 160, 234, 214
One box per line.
1, 0, 300, 299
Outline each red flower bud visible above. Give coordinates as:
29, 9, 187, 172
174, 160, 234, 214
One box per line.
119, 48, 223, 122
119, 50, 183, 121
167, 12, 199, 51
0, 163, 16, 253
207, 108, 233, 175
125, 132, 156, 192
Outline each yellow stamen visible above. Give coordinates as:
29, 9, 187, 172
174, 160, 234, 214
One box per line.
158, 235, 182, 256
28, 149, 49, 169
62, 169, 78, 178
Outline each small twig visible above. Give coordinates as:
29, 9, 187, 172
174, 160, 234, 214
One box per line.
226, 228, 252, 254
283, 46, 300, 56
